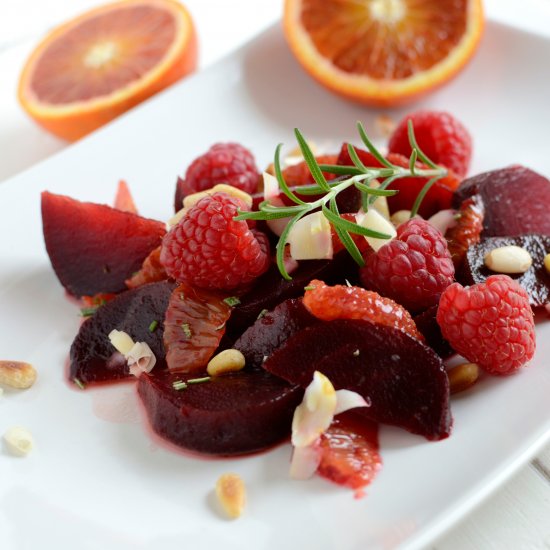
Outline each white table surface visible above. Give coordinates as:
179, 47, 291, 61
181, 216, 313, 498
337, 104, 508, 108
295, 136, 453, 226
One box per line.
1, 1, 549, 548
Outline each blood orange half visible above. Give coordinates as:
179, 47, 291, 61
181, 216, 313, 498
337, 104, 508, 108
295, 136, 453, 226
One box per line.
284, 0, 484, 107
18, 0, 197, 141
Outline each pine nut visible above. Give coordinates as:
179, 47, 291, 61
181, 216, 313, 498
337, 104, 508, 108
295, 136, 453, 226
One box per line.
215, 473, 246, 519
207, 349, 246, 376
449, 362, 480, 394
3, 426, 34, 456
0, 361, 37, 389
544, 253, 550, 274
484, 245, 532, 274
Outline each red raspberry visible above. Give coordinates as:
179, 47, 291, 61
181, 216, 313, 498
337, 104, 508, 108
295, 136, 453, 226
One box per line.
388, 111, 472, 178
161, 193, 270, 290
436, 275, 536, 375
175, 143, 260, 210
360, 218, 455, 313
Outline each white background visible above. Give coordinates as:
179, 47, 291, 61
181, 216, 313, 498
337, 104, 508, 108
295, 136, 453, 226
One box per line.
0, 0, 549, 548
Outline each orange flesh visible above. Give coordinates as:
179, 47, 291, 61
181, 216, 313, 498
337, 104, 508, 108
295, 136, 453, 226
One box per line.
30, 5, 176, 104
300, 0, 467, 79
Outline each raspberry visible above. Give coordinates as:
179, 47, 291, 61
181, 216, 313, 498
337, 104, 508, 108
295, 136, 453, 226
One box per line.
360, 218, 455, 313
175, 143, 260, 210
388, 111, 472, 178
445, 196, 484, 267
303, 279, 423, 341
277, 154, 338, 187
161, 193, 270, 291
436, 275, 536, 375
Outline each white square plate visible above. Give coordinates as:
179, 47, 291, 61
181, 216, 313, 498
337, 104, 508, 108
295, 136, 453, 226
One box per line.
1, 19, 550, 550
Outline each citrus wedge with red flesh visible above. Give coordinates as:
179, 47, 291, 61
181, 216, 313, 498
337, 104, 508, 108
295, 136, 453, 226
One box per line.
19, 0, 197, 140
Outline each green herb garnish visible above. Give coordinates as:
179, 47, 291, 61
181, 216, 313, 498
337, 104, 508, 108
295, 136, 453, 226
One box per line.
187, 376, 211, 385
172, 380, 187, 391
223, 296, 241, 307
79, 307, 98, 317
148, 320, 159, 333
257, 309, 269, 320
73, 378, 86, 390
235, 121, 447, 280
181, 323, 192, 338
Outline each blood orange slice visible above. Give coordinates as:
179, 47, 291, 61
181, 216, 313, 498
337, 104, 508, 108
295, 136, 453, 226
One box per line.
18, 0, 197, 141
284, 0, 484, 106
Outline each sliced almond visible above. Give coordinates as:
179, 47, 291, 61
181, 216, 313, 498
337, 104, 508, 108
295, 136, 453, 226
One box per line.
216, 473, 246, 519
484, 245, 532, 274
0, 361, 37, 389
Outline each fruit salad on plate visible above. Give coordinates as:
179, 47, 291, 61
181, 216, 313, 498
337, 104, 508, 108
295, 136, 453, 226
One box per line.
41, 110, 547, 497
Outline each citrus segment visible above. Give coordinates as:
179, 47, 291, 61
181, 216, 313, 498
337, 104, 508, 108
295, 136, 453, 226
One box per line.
284, 0, 484, 106
19, 0, 197, 140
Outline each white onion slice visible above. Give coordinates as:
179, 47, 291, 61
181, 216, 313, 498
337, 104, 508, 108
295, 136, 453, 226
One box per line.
288, 212, 333, 260
428, 209, 458, 235
355, 209, 397, 252
289, 445, 322, 480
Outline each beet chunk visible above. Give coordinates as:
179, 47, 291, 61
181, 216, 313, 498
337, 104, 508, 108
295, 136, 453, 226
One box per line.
42, 191, 165, 297
263, 319, 451, 440
234, 299, 317, 370
137, 370, 302, 455
414, 306, 455, 359
461, 235, 550, 307
70, 281, 176, 384
453, 166, 550, 237
225, 251, 359, 339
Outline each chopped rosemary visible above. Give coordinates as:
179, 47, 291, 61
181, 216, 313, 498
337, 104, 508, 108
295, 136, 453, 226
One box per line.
73, 378, 86, 390
223, 296, 241, 307
148, 320, 159, 333
181, 323, 192, 338
257, 309, 269, 320
79, 307, 97, 317
172, 380, 187, 391
304, 285, 316, 291
235, 121, 447, 280
187, 376, 211, 384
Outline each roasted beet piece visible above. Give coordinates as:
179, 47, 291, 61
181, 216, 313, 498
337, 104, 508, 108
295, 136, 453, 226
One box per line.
263, 319, 451, 440
42, 191, 165, 297
70, 281, 176, 384
461, 235, 550, 307
414, 306, 455, 359
453, 166, 550, 237
234, 299, 317, 370
137, 370, 302, 455
225, 251, 359, 339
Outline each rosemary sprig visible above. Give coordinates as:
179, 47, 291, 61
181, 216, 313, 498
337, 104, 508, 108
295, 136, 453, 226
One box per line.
235, 122, 447, 280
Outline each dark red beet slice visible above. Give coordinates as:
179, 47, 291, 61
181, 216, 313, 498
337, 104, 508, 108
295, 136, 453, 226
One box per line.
414, 306, 455, 359
263, 319, 451, 440
42, 191, 165, 297
453, 166, 550, 237
337, 144, 460, 218
461, 235, 550, 307
234, 299, 317, 370
70, 281, 176, 384
137, 370, 302, 455
225, 251, 360, 339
